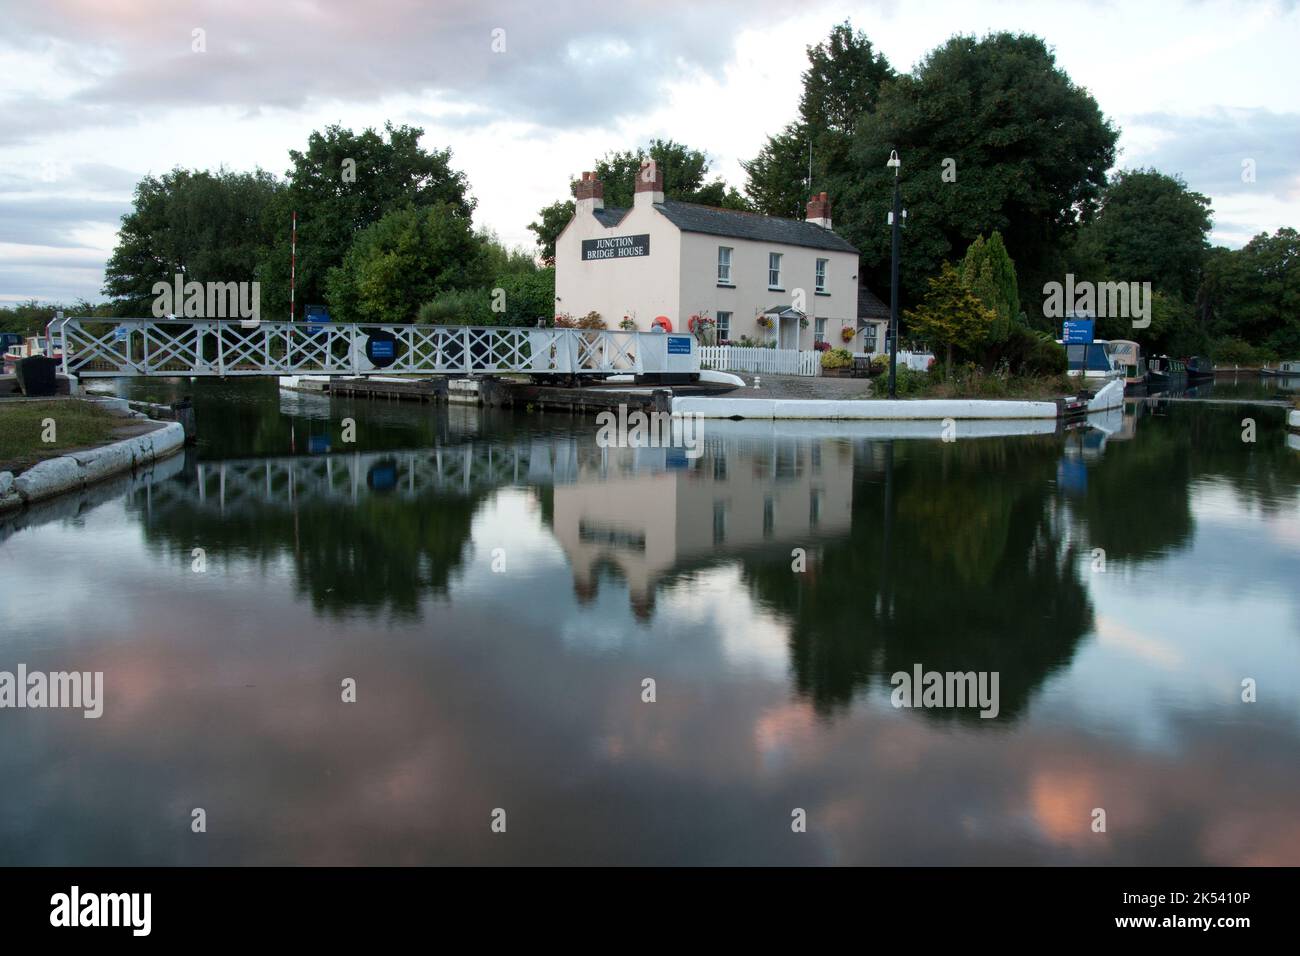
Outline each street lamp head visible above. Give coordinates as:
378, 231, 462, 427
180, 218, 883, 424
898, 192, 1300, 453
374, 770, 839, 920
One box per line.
886, 149, 901, 172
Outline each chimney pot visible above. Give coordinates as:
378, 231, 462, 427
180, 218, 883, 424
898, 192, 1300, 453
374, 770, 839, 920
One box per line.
575, 171, 604, 207
806, 191, 833, 228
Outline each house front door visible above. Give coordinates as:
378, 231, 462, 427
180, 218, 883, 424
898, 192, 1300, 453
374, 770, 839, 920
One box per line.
778, 316, 799, 350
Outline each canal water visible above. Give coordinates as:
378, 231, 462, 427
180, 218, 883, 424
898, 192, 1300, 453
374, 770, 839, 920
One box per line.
2, 379, 1298, 865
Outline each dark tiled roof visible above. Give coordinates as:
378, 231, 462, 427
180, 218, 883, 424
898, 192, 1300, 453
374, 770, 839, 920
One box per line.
654, 199, 859, 253
858, 280, 890, 321
592, 207, 629, 228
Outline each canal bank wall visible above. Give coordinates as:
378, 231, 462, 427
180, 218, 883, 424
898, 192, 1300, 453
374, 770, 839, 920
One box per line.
0, 415, 186, 514
673, 381, 1125, 421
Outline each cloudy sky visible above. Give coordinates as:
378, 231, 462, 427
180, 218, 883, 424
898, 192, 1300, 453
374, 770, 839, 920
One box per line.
1, 0, 1297, 305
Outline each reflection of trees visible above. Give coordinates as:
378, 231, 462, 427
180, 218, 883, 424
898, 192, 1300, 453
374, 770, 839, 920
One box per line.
744, 436, 1093, 722
1072, 403, 1300, 565
136, 479, 482, 619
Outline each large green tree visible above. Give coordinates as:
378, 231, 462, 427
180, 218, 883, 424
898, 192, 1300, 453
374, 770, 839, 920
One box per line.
1071, 169, 1212, 302
259, 123, 474, 318
325, 203, 487, 324
835, 33, 1118, 320
103, 167, 283, 315
1198, 228, 1300, 357
743, 22, 894, 217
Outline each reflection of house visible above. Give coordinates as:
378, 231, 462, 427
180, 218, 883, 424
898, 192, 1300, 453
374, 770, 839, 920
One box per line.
556, 160, 887, 351
551, 438, 854, 617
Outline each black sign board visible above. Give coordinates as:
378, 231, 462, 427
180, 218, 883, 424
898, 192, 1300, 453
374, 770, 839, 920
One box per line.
581, 234, 650, 261
365, 330, 398, 368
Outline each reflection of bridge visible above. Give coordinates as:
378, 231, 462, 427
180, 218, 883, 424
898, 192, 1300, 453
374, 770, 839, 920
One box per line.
51, 317, 698, 378
162, 442, 587, 513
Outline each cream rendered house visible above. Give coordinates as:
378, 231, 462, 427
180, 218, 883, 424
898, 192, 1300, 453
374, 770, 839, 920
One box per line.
555, 160, 883, 352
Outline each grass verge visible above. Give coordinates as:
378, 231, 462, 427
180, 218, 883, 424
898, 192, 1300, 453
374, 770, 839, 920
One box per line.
0, 399, 120, 474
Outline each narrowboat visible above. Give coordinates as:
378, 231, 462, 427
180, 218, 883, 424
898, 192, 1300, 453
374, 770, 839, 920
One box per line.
1260, 360, 1300, 378
1186, 356, 1215, 382
1146, 355, 1187, 389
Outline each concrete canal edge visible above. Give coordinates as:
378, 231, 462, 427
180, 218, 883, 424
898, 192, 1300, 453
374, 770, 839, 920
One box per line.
1289, 408, 1300, 432
673, 379, 1126, 421
0, 417, 186, 514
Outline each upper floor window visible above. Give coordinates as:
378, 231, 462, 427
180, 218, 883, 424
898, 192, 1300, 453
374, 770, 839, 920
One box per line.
768, 252, 782, 289
815, 258, 828, 293
717, 247, 733, 285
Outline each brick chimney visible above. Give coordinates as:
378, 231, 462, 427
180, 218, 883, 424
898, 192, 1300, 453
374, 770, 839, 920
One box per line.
574, 171, 604, 213
634, 159, 664, 207
806, 191, 832, 229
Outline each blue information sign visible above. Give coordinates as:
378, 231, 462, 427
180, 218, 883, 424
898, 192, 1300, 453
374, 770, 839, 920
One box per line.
1063, 319, 1094, 344
667, 335, 691, 355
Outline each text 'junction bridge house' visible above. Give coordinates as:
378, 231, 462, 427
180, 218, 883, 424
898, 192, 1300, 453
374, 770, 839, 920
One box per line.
554, 160, 890, 353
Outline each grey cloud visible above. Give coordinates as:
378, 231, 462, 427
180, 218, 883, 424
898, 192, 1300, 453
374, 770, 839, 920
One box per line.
1122, 107, 1300, 201
2, 1, 783, 134
0, 197, 129, 246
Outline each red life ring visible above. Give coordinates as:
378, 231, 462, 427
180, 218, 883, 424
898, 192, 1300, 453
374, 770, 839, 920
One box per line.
651, 315, 673, 332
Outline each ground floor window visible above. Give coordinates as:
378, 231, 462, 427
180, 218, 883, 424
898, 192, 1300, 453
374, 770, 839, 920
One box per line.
814, 317, 827, 345
716, 311, 731, 344
861, 323, 879, 353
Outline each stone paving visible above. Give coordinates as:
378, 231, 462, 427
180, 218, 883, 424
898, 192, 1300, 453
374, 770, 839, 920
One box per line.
709, 371, 875, 400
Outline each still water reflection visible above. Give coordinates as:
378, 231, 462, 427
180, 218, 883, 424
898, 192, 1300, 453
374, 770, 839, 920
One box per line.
1, 380, 1298, 864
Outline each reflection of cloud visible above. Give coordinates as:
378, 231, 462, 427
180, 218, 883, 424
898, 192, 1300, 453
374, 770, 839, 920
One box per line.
1027, 768, 1110, 849
1094, 614, 1183, 670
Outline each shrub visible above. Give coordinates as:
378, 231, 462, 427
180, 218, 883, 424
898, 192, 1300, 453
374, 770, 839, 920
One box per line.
1211, 336, 1271, 366
417, 288, 492, 326
821, 347, 853, 369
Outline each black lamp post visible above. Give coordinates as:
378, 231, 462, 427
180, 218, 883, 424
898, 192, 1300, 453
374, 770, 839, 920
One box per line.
886, 148, 902, 399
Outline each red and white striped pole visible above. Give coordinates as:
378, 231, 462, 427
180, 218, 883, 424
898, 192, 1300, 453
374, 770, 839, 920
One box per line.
289, 210, 297, 322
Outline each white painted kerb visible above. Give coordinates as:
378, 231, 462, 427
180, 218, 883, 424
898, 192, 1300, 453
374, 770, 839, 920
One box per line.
9, 422, 186, 506
673, 396, 1058, 420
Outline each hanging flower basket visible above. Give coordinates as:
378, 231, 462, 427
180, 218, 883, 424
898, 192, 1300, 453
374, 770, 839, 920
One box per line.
840, 326, 856, 343
756, 315, 773, 330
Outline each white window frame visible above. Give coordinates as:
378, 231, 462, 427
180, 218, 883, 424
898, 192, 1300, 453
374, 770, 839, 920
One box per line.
815, 258, 827, 293
716, 311, 731, 343
768, 252, 782, 289
717, 247, 733, 285
814, 317, 827, 345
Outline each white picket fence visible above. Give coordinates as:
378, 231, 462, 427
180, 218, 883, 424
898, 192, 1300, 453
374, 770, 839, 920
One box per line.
699, 345, 822, 377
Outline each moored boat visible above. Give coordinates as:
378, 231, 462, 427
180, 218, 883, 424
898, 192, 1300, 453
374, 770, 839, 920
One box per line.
1146, 355, 1187, 390
1260, 360, 1300, 378
1186, 356, 1215, 381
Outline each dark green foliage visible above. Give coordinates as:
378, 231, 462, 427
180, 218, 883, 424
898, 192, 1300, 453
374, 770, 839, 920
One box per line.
1197, 228, 1300, 357
744, 23, 894, 217
258, 123, 474, 319
1071, 168, 1211, 303
836, 33, 1118, 317
325, 204, 487, 324
103, 167, 283, 315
